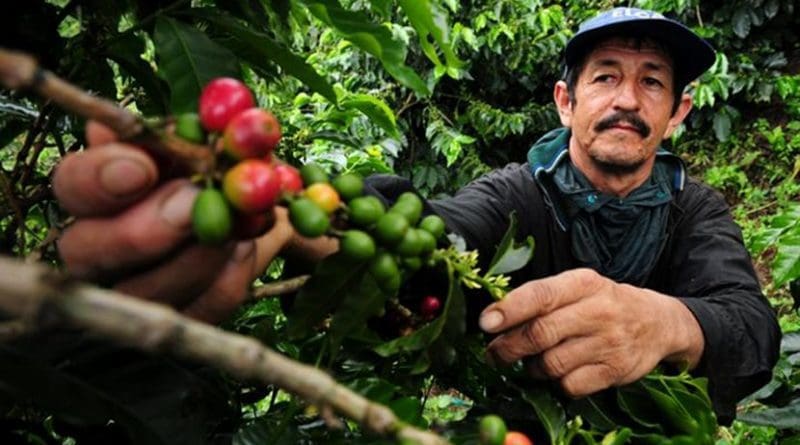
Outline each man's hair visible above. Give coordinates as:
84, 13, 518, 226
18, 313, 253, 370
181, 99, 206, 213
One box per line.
562, 34, 684, 115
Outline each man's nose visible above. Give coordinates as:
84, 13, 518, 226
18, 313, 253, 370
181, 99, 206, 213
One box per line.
613, 79, 641, 110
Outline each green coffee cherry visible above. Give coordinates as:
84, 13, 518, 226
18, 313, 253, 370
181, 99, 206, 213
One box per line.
192, 188, 232, 244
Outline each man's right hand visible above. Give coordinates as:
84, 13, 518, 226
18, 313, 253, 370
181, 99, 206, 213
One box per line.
53, 121, 296, 323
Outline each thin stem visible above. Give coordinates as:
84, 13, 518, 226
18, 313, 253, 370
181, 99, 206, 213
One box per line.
251, 275, 310, 299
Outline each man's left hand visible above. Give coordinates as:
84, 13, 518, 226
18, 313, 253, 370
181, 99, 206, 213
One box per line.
479, 268, 704, 397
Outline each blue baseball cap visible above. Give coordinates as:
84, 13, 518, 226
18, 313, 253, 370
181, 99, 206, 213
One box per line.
565, 7, 716, 89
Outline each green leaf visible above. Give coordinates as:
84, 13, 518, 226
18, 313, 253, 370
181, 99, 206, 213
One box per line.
712, 112, 732, 142
105, 33, 169, 116
616, 383, 666, 432
397, 0, 465, 76
519, 383, 566, 443
388, 396, 424, 425
369, 0, 393, 18
192, 10, 338, 104
643, 382, 702, 436
770, 203, 800, 230
310, 130, 363, 148
764, 0, 780, 18
738, 402, 800, 429
153, 17, 240, 114
485, 212, 535, 276
328, 272, 387, 351
348, 377, 399, 404
302, 0, 430, 96
773, 232, 800, 286
340, 93, 400, 137
567, 396, 619, 431
732, 7, 752, 38
782, 331, 800, 353
600, 428, 632, 445
286, 252, 370, 339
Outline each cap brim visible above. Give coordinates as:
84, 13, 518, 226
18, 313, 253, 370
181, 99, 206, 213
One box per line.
565, 19, 715, 87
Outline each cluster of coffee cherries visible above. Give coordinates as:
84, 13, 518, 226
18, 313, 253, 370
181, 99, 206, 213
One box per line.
292, 163, 447, 302
170, 77, 302, 244
176, 77, 448, 308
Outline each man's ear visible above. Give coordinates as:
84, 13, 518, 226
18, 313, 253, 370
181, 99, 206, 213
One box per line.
663, 93, 693, 138
554, 80, 573, 127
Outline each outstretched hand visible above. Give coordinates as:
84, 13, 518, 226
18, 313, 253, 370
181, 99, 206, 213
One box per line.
54, 121, 295, 322
479, 268, 704, 397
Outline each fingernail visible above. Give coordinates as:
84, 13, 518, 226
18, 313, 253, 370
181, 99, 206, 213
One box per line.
160, 184, 198, 228
479, 310, 504, 331
100, 158, 153, 197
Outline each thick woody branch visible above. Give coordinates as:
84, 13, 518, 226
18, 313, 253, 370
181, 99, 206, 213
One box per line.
0, 255, 449, 445
0, 47, 214, 175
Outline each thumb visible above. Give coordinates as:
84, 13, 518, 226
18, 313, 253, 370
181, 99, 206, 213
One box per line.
53, 143, 159, 217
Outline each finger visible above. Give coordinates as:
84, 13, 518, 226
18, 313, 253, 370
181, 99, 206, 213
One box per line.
535, 337, 605, 378
53, 143, 159, 217
479, 268, 605, 333
253, 207, 295, 270
86, 120, 119, 145
184, 241, 257, 323
560, 363, 619, 398
58, 180, 198, 279
485, 303, 595, 365
114, 243, 235, 308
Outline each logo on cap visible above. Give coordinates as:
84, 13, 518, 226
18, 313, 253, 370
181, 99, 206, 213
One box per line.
609, 8, 665, 20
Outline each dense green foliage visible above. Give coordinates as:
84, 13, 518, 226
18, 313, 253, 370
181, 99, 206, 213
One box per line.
1, 0, 799, 444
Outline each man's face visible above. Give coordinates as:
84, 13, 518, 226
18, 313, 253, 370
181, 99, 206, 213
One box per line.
555, 38, 692, 175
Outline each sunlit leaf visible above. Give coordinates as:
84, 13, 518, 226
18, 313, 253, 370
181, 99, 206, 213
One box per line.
397, 0, 465, 76
302, 0, 430, 96
340, 93, 400, 137
191, 10, 338, 104
773, 232, 800, 287
486, 212, 535, 276
153, 17, 240, 113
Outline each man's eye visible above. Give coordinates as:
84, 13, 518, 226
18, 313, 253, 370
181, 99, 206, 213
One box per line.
594, 74, 614, 83
643, 77, 664, 87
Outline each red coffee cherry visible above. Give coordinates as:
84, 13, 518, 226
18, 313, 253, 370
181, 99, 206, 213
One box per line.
223, 159, 281, 214
198, 77, 255, 132
504, 431, 534, 445
420, 295, 442, 318
222, 108, 281, 160
274, 164, 304, 195
232, 210, 275, 239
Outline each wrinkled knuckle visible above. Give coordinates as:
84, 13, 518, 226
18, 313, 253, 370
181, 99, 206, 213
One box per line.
541, 351, 569, 377
598, 363, 623, 386
524, 280, 555, 311
572, 268, 601, 288
527, 319, 557, 353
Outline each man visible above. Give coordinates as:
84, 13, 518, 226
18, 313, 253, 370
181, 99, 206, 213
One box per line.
53, 7, 779, 424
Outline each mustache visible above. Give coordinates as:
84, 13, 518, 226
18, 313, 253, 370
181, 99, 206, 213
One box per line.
594, 111, 651, 138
